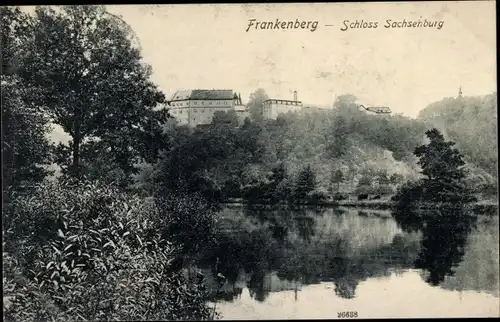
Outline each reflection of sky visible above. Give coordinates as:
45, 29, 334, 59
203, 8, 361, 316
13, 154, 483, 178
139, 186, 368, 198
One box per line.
216, 270, 499, 319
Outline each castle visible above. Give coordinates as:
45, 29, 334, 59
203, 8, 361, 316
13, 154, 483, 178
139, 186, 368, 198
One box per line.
167, 89, 247, 127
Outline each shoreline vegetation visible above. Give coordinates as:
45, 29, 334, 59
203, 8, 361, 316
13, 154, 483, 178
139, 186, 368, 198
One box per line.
224, 197, 498, 213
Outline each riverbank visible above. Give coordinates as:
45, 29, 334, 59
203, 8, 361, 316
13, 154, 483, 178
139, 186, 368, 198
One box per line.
224, 198, 498, 214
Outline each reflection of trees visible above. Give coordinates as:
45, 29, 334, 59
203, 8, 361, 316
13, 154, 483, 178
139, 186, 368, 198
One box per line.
334, 277, 358, 299
414, 208, 477, 286
293, 214, 316, 242
328, 256, 361, 299
217, 287, 243, 302
393, 207, 478, 286
247, 270, 269, 302
202, 205, 479, 303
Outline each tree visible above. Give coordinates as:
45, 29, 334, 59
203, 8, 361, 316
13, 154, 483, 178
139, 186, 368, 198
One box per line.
14, 5, 168, 179
394, 128, 476, 206
333, 94, 358, 110
1, 7, 53, 195
212, 110, 239, 127
376, 170, 390, 185
2, 75, 53, 194
247, 88, 269, 123
293, 165, 316, 202
331, 169, 344, 192
389, 173, 404, 185
329, 115, 350, 158
358, 174, 372, 187
414, 128, 476, 203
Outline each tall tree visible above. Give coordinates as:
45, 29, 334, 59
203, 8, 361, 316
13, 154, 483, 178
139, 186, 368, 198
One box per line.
293, 165, 316, 201
329, 115, 350, 158
331, 169, 344, 192
1, 7, 53, 195
212, 110, 239, 127
413, 128, 476, 203
15, 5, 168, 179
2, 76, 53, 194
394, 128, 476, 207
247, 88, 269, 123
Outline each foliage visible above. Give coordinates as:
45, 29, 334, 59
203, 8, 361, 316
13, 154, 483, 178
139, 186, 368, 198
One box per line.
3, 181, 214, 321
152, 91, 434, 202
419, 93, 498, 178
1, 75, 53, 195
292, 165, 317, 202
1, 7, 53, 195
394, 128, 477, 207
212, 110, 239, 127
12, 5, 169, 179
246, 88, 269, 123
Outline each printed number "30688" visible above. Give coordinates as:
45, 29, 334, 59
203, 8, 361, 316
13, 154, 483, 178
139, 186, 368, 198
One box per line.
338, 311, 358, 318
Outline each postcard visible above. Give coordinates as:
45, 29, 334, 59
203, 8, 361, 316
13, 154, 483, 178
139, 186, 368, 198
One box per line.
2, 2, 498, 320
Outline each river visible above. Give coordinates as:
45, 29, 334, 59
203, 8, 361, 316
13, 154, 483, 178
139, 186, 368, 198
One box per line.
195, 205, 499, 319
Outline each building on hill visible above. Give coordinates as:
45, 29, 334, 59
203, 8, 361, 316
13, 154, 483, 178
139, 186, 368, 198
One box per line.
358, 104, 392, 115
167, 89, 244, 127
262, 90, 303, 119
301, 105, 331, 114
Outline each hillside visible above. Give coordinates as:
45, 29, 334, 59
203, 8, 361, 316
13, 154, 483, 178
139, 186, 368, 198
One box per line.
418, 92, 497, 180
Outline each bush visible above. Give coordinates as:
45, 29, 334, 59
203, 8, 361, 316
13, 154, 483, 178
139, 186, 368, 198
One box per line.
3, 181, 214, 321
307, 190, 329, 204
333, 193, 348, 201
357, 194, 369, 201
355, 184, 394, 195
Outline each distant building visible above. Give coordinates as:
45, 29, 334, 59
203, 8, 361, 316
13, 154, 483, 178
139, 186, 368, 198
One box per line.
358, 104, 392, 114
301, 105, 331, 114
262, 90, 303, 119
168, 89, 243, 127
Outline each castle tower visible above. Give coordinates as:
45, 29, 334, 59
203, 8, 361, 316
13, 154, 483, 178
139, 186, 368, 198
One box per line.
458, 86, 463, 98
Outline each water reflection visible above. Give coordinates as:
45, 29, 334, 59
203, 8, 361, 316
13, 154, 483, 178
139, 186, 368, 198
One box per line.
198, 204, 499, 312
414, 209, 476, 286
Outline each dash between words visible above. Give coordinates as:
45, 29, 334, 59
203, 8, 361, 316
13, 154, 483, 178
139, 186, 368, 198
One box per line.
245, 18, 444, 32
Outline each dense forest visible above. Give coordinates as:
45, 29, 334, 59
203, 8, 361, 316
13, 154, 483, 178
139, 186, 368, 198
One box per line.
142, 91, 497, 204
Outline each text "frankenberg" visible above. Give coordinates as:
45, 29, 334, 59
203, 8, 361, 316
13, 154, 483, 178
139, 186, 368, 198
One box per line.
246, 19, 319, 32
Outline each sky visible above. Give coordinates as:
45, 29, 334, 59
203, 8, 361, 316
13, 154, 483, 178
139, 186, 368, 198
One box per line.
104, 1, 496, 118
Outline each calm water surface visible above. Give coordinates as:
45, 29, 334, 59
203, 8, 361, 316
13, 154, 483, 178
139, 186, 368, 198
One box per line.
197, 206, 499, 319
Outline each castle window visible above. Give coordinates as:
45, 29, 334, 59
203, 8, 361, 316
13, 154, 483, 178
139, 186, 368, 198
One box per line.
209, 102, 212, 105
201, 109, 205, 113
193, 109, 197, 112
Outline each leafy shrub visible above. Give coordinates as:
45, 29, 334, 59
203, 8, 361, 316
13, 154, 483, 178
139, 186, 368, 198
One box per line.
307, 190, 329, 204
354, 184, 394, 195
333, 193, 348, 201
3, 181, 214, 321
357, 194, 369, 201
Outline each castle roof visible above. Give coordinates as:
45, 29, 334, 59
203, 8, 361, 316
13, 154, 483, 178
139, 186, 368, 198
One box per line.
359, 105, 392, 114
264, 98, 303, 104
169, 89, 234, 101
